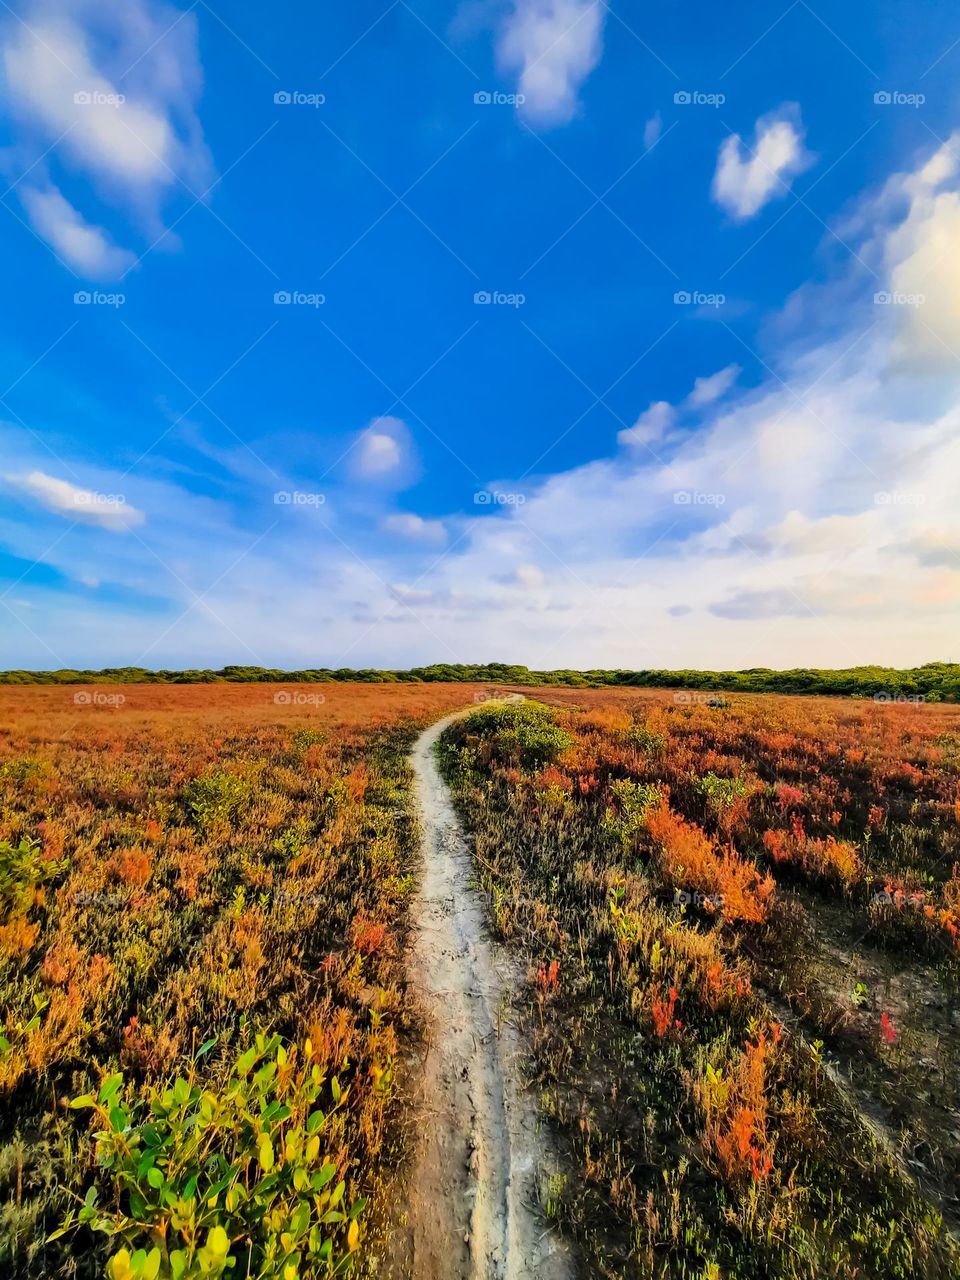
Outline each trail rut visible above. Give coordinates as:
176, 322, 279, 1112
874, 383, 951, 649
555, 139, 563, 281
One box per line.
390, 710, 571, 1280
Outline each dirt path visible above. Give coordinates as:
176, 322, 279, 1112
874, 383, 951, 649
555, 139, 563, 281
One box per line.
390, 710, 571, 1280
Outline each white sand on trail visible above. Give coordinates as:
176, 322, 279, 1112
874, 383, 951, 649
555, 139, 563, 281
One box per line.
389, 709, 572, 1280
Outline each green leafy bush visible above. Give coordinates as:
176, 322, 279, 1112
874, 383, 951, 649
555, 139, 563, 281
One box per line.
0, 836, 66, 913
58, 1034, 364, 1279
184, 772, 252, 836
460, 702, 573, 769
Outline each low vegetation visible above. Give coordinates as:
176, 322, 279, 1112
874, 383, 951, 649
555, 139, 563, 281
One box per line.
0, 682, 473, 1278
440, 693, 960, 1278
3, 662, 960, 700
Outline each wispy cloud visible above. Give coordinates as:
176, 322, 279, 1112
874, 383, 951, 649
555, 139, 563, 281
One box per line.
712, 105, 813, 221
1, 0, 212, 271
498, 0, 604, 126
6, 470, 145, 531
20, 184, 137, 278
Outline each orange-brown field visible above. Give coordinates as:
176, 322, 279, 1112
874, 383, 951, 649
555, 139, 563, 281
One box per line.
2, 682, 960, 1279
439, 690, 960, 1280
0, 682, 482, 1279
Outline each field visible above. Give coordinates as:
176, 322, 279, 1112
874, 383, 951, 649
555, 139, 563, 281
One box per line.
0, 683, 478, 1279
1, 682, 959, 1279
440, 690, 960, 1279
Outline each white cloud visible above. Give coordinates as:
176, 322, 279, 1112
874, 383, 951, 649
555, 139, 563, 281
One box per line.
21, 184, 136, 278
643, 111, 662, 150
617, 400, 675, 450
6, 470, 145, 531
686, 363, 740, 409
498, 0, 604, 126
382, 512, 448, 544
712, 106, 813, 221
1, 0, 211, 271
351, 416, 417, 483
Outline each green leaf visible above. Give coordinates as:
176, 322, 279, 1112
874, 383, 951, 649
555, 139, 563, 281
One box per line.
99, 1073, 124, 1104
142, 1248, 161, 1280
235, 1047, 258, 1077
290, 1200, 310, 1238
69, 1093, 96, 1109
306, 1109, 325, 1134
146, 1167, 164, 1190
196, 1036, 218, 1059
169, 1251, 186, 1280
206, 1225, 230, 1259
258, 1136, 275, 1173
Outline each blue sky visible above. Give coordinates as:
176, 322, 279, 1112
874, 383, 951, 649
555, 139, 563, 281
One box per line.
1, 0, 959, 671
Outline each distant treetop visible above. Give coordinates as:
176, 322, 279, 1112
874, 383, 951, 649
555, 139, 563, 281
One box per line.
0, 662, 957, 700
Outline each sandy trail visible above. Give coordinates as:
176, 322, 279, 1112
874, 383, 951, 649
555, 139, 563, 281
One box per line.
390, 710, 571, 1280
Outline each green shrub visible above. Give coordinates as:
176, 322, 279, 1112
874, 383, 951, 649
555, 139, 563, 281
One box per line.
0, 836, 66, 913
57, 1034, 363, 1279
184, 772, 251, 835
460, 702, 573, 769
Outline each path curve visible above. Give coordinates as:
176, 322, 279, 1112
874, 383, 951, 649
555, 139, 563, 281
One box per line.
393, 709, 571, 1280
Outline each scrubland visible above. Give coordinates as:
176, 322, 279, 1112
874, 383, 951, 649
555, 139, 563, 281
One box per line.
3, 682, 959, 1279
0, 683, 473, 1279
440, 691, 960, 1279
